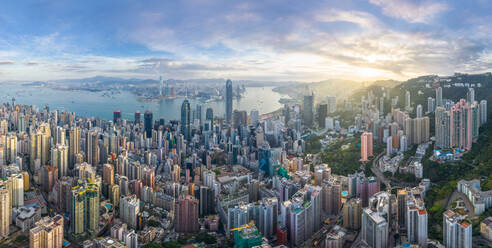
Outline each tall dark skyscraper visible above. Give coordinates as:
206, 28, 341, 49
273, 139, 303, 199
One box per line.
206, 108, 213, 121
303, 93, 314, 128
205, 107, 214, 132
134, 111, 141, 124
317, 103, 327, 128
195, 104, 202, 125
113, 110, 121, 123
225, 79, 233, 124
144, 110, 153, 139
181, 99, 191, 141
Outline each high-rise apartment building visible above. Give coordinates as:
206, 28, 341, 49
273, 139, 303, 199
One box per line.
120, 194, 140, 229
68, 127, 81, 169
0, 185, 9, 238
175, 195, 199, 233
29, 215, 64, 248
70, 183, 100, 234
51, 145, 68, 178
360, 132, 373, 162
443, 209, 472, 248
343, 198, 361, 230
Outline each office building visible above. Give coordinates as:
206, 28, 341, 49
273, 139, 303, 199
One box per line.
144, 110, 153, 139
303, 93, 314, 128
317, 104, 327, 128
225, 79, 233, 124
326, 96, 336, 113
113, 110, 122, 123
181, 99, 191, 141
361, 208, 388, 248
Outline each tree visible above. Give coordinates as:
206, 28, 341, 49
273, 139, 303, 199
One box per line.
142, 242, 163, 248
195, 232, 217, 244
162, 241, 180, 248
148, 219, 161, 227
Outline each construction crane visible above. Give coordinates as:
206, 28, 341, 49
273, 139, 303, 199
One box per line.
230, 221, 255, 232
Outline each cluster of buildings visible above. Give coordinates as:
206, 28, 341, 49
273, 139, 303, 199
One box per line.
0, 77, 486, 248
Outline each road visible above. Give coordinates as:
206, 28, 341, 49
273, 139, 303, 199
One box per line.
300, 215, 342, 247
371, 152, 392, 191
445, 190, 475, 217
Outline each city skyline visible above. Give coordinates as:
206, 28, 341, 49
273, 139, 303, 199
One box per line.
0, 0, 492, 82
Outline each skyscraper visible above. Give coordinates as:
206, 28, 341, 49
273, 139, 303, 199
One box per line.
120, 194, 140, 229
69, 127, 81, 169
405, 90, 411, 111
181, 99, 191, 141
407, 201, 428, 248
199, 186, 215, 217
303, 93, 314, 128
360, 132, 373, 162
416, 104, 423, 118
450, 99, 473, 151
144, 110, 153, 139
134, 111, 141, 124
70, 183, 100, 234
317, 103, 328, 128
194, 104, 202, 125
29, 215, 64, 248
10, 173, 23, 207
481, 100, 488, 125
361, 208, 388, 248
435, 107, 451, 149
113, 110, 122, 123
443, 209, 472, 248
0, 185, 9, 238
436, 86, 443, 106
343, 198, 361, 230
467, 87, 475, 104
87, 131, 99, 166
427, 97, 435, 113
225, 79, 233, 124
233, 110, 247, 129
175, 195, 199, 233
206, 107, 213, 121
326, 96, 336, 113
51, 145, 68, 178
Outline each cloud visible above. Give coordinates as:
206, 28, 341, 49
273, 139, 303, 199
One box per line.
316, 9, 381, 28
0, 60, 15, 65
369, 0, 450, 23
0, 1, 490, 82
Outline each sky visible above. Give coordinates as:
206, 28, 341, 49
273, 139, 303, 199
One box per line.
0, 0, 492, 82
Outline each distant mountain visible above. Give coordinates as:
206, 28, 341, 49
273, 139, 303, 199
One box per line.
46, 76, 301, 87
